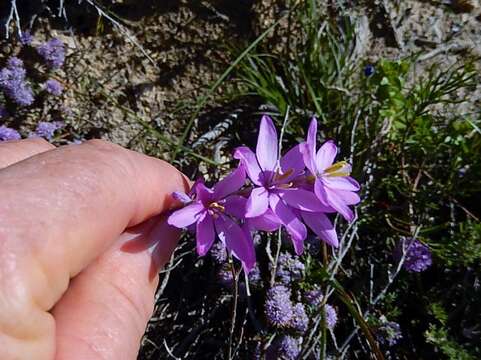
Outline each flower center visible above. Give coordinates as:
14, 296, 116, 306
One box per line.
322, 161, 351, 178
273, 168, 294, 182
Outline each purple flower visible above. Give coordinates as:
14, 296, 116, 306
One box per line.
265, 285, 293, 327
235, 115, 331, 254
301, 118, 361, 222
44, 79, 63, 96
377, 320, 402, 346
305, 287, 324, 307
364, 64, 375, 77
37, 38, 65, 69
168, 166, 255, 271
272, 252, 304, 284
20, 31, 33, 46
395, 238, 432, 273
210, 241, 228, 264
324, 304, 337, 329
266, 336, 300, 360
0, 125, 21, 141
0, 57, 34, 106
291, 303, 309, 333
34, 121, 64, 140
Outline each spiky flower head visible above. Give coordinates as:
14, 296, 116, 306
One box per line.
0, 57, 34, 106
395, 238, 432, 273
273, 252, 305, 285
265, 285, 293, 327
291, 303, 309, 333
44, 79, 63, 96
266, 336, 301, 360
0, 125, 21, 141
37, 38, 65, 69
325, 304, 337, 330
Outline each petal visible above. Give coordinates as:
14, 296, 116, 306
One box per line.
277, 188, 331, 212
256, 115, 278, 172
333, 189, 361, 205
279, 144, 305, 181
213, 165, 246, 200
314, 178, 330, 207
269, 194, 306, 254
196, 213, 215, 256
247, 208, 281, 232
172, 191, 192, 204
234, 146, 263, 186
323, 176, 360, 191
223, 195, 247, 218
215, 215, 255, 271
302, 118, 318, 174
316, 140, 337, 171
301, 211, 338, 247
246, 187, 269, 218
167, 203, 205, 228
194, 182, 215, 204
325, 187, 355, 222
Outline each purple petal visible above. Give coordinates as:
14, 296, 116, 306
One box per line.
279, 144, 305, 181
246, 187, 269, 218
234, 146, 263, 186
224, 195, 247, 218
269, 194, 306, 254
301, 211, 338, 247
196, 213, 215, 256
194, 181, 214, 204
213, 165, 246, 200
302, 118, 318, 174
316, 140, 337, 171
172, 191, 192, 204
323, 176, 360, 191
215, 215, 255, 271
314, 178, 330, 207
277, 188, 331, 212
334, 190, 361, 205
247, 208, 281, 232
168, 203, 205, 228
325, 187, 355, 222
256, 115, 278, 172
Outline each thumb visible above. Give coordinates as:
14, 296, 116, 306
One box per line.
52, 216, 179, 360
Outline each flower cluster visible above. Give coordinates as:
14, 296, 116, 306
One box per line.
33, 121, 64, 140
37, 38, 65, 69
0, 125, 21, 141
168, 116, 360, 271
377, 319, 402, 346
0, 57, 34, 106
394, 238, 432, 273
44, 79, 63, 96
272, 252, 305, 284
266, 335, 300, 360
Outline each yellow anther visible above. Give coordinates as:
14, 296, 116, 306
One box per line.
323, 161, 351, 177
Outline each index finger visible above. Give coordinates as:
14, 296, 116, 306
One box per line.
0, 140, 189, 328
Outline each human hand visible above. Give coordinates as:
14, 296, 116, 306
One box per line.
0, 138, 189, 360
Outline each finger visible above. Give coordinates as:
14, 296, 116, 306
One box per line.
0, 138, 55, 169
0, 140, 189, 359
52, 217, 179, 360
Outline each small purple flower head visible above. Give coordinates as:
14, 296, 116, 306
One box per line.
44, 79, 63, 96
266, 336, 300, 360
265, 285, 293, 327
291, 303, 309, 333
324, 304, 337, 329
394, 238, 432, 273
305, 287, 324, 307
0, 57, 34, 106
377, 320, 402, 346
272, 252, 304, 284
248, 263, 262, 287
210, 241, 228, 264
20, 31, 33, 46
34, 121, 64, 140
364, 64, 375, 77
217, 264, 234, 287
37, 38, 65, 69
168, 166, 256, 271
0, 125, 21, 141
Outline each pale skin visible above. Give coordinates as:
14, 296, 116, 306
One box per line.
0, 138, 190, 360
